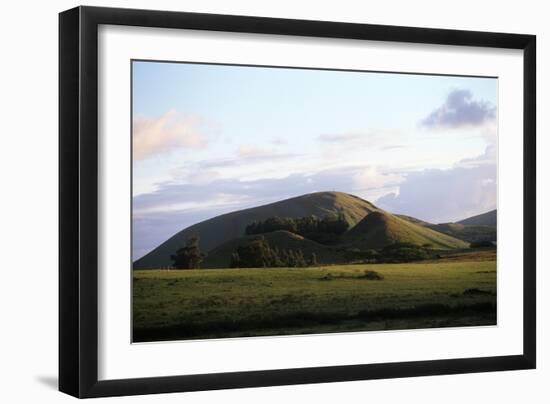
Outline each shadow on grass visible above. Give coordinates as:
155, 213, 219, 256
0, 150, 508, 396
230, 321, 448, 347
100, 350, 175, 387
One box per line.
133, 302, 496, 342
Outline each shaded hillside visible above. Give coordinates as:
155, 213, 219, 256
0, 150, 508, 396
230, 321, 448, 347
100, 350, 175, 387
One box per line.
344, 211, 469, 250
457, 209, 496, 227
427, 223, 496, 243
202, 231, 353, 268
134, 192, 379, 269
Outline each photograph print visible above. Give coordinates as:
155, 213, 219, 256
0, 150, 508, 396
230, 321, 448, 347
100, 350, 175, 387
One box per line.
131, 61, 497, 343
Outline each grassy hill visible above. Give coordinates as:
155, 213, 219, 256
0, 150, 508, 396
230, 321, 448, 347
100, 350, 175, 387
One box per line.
395, 214, 431, 226
202, 230, 353, 268
397, 210, 497, 243
133, 192, 492, 269
426, 223, 496, 243
457, 209, 497, 227
134, 192, 379, 269
344, 211, 469, 250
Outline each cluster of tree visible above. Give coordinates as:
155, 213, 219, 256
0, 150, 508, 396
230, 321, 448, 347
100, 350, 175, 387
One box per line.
171, 236, 206, 269
244, 214, 349, 244
375, 242, 431, 263
230, 237, 318, 268
469, 240, 495, 248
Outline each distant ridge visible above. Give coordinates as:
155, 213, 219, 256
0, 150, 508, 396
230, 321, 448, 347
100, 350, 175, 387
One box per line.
134, 192, 379, 269
457, 209, 497, 227
397, 210, 497, 243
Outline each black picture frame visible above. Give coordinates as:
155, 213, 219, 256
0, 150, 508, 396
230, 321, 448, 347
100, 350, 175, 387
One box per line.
59, 5, 536, 398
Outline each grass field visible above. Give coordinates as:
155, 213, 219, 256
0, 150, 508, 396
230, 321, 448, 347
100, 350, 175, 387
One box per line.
133, 252, 496, 342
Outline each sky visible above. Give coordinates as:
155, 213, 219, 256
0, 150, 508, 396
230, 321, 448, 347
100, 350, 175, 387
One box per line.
132, 60, 497, 260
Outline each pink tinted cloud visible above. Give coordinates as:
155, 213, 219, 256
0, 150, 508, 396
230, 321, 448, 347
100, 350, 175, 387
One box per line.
133, 110, 208, 160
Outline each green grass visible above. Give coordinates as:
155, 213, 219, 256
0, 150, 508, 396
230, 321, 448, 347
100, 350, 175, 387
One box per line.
133, 257, 496, 342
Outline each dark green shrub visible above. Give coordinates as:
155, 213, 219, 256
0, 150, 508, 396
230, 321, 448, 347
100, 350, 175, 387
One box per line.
244, 214, 349, 244
469, 240, 494, 248
376, 242, 431, 263
171, 236, 205, 269
361, 270, 384, 280
230, 237, 308, 268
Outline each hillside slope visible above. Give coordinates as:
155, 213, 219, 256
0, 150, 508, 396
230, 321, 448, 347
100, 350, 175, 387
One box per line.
344, 211, 469, 250
457, 209, 497, 226
134, 192, 379, 269
202, 230, 352, 268
427, 223, 496, 243
397, 210, 497, 243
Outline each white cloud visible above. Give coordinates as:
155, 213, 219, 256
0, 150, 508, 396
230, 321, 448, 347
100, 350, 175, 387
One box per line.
318, 133, 361, 142
376, 161, 496, 223
271, 136, 288, 145
457, 143, 497, 168
237, 144, 296, 161
133, 110, 208, 160
353, 166, 403, 191
237, 144, 270, 158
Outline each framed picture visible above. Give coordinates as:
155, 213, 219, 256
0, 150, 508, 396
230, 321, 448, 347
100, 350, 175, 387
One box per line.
59, 6, 536, 398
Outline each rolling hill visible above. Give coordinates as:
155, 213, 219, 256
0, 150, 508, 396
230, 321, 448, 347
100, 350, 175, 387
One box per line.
134, 191, 486, 269
134, 192, 379, 269
343, 211, 469, 250
202, 230, 353, 268
426, 223, 496, 243
397, 210, 497, 243
457, 209, 497, 227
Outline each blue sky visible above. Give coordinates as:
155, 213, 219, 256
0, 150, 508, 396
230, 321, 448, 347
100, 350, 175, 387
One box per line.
132, 60, 497, 260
